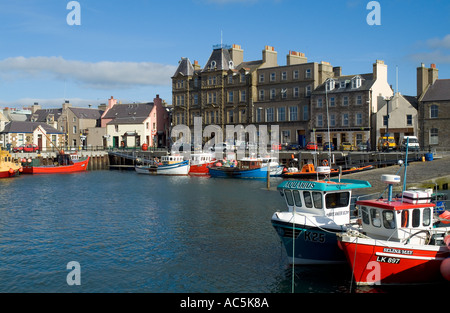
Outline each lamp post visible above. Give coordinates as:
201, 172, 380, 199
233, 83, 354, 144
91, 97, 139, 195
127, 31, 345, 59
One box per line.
384, 96, 392, 137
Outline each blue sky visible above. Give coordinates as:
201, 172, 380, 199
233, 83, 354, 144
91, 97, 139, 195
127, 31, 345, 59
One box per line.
0, 0, 449, 108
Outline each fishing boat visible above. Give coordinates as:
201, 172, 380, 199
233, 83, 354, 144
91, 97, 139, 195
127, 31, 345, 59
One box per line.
260, 156, 284, 177
135, 155, 190, 176
0, 149, 22, 178
336, 174, 450, 285
188, 153, 215, 176
208, 158, 269, 179
271, 173, 372, 265
282, 163, 373, 179
22, 153, 89, 174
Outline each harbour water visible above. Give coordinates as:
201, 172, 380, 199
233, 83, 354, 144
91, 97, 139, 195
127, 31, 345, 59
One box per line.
0, 170, 446, 293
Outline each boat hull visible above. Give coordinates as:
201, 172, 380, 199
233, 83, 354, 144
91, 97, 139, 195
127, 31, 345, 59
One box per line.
209, 166, 268, 179
22, 157, 89, 174
0, 169, 20, 178
189, 162, 214, 175
136, 160, 190, 176
338, 236, 450, 285
271, 217, 347, 265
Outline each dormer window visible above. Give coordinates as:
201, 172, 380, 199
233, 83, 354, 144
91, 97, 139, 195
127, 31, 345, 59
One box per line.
326, 79, 335, 91
352, 76, 362, 89
228, 61, 234, 69
340, 81, 346, 88
210, 60, 216, 69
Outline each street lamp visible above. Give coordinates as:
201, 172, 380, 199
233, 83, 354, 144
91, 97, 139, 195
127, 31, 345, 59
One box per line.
384, 96, 392, 137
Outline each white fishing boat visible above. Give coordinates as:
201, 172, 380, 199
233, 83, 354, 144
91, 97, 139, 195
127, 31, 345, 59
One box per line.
135, 155, 190, 176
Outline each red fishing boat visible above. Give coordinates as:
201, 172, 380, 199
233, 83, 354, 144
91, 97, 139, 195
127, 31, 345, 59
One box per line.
337, 174, 450, 285
188, 153, 215, 176
0, 150, 22, 178
22, 153, 90, 174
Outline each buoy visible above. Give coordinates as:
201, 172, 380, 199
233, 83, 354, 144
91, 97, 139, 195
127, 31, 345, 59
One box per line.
216, 162, 222, 167
19, 167, 23, 172
440, 257, 450, 281
8, 168, 14, 174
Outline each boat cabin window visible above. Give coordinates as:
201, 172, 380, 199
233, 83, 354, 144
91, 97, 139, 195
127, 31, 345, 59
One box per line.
382, 211, 396, 229
285, 190, 294, 206
325, 192, 350, 208
293, 190, 302, 207
423, 208, 431, 226
361, 206, 370, 224
401, 210, 409, 227
412, 209, 420, 228
313, 192, 322, 209
303, 191, 313, 208
370, 208, 381, 228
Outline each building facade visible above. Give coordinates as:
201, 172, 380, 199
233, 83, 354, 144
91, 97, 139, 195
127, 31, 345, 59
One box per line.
172, 44, 336, 147
310, 60, 393, 150
417, 63, 450, 151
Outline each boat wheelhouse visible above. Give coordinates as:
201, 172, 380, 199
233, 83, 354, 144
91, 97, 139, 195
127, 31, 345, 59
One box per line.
135, 155, 190, 176
271, 178, 371, 265
337, 175, 450, 285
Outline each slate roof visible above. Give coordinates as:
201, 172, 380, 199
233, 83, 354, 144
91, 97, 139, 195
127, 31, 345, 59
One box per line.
103, 103, 154, 125
70, 107, 103, 120
201, 46, 234, 72
312, 73, 375, 95
421, 79, 450, 102
403, 95, 419, 110
31, 109, 62, 122
0, 121, 63, 134
173, 57, 195, 77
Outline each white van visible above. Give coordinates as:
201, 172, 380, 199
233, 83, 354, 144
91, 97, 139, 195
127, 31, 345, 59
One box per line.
400, 136, 420, 151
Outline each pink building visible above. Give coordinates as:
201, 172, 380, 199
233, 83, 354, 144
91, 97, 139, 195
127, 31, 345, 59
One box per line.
102, 95, 169, 148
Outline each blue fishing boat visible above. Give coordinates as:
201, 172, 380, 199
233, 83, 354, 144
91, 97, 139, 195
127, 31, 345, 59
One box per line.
271, 177, 371, 265
208, 158, 269, 179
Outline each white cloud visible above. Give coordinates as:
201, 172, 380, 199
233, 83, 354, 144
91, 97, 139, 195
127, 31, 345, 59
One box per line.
0, 56, 177, 89
410, 34, 450, 65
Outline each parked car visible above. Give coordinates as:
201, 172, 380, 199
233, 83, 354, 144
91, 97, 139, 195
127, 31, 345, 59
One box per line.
377, 136, 397, 152
400, 136, 420, 152
340, 142, 355, 151
323, 142, 335, 151
305, 142, 318, 150
286, 143, 300, 150
13, 144, 39, 153
357, 142, 368, 151
23, 144, 39, 153
12, 144, 25, 153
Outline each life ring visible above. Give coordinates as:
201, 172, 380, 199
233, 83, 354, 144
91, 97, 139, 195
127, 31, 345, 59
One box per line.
322, 160, 329, 166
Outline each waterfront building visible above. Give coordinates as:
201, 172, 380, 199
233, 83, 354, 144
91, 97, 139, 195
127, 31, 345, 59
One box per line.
102, 95, 169, 148
30, 103, 61, 130
172, 44, 335, 147
417, 63, 450, 151
310, 60, 393, 150
375, 92, 418, 147
0, 121, 64, 150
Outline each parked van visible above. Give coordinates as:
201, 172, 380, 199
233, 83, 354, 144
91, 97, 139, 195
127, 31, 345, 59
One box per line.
377, 136, 397, 151
400, 136, 420, 151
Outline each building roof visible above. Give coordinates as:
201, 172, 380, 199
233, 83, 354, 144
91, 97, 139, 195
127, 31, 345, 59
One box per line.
421, 79, 450, 102
31, 109, 62, 123
403, 95, 418, 110
103, 103, 154, 125
201, 46, 234, 73
0, 121, 62, 134
312, 73, 374, 95
70, 107, 103, 119
173, 57, 195, 77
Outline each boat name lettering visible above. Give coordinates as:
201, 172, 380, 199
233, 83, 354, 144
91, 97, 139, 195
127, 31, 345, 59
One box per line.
376, 256, 400, 264
326, 210, 348, 217
304, 231, 325, 243
284, 181, 316, 190
383, 248, 413, 255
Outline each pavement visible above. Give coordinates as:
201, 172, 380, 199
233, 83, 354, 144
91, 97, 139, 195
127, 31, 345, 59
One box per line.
344, 155, 450, 194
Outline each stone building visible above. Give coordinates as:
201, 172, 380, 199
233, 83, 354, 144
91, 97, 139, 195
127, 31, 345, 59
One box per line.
310, 60, 393, 150
417, 63, 450, 151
